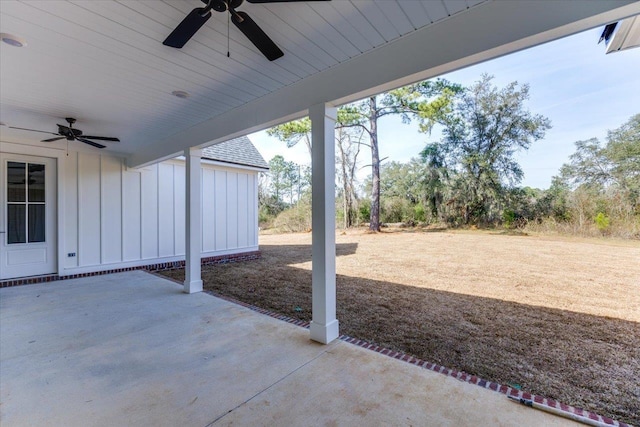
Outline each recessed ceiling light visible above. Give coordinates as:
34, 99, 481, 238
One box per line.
171, 90, 190, 99
1, 33, 27, 48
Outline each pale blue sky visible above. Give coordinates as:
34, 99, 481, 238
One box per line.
250, 27, 640, 189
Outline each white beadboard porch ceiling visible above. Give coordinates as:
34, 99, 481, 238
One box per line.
1, 1, 639, 165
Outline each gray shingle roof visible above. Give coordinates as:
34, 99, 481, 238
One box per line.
201, 136, 268, 170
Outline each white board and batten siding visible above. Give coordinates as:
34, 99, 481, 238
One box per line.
63, 151, 259, 275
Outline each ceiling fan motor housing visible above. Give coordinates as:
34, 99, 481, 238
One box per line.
57, 124, 82, 139
207, 0, 244, 13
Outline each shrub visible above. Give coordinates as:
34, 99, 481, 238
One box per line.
502, 209, 516, 229
594, 212, 610, 234
359, 199, 371, 224
259, 205, 275, 228
414, 204, 427, 223
381, 197, 407, 223
272, 202, 312, 233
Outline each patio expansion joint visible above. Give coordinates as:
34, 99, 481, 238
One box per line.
204, 349, 331, 426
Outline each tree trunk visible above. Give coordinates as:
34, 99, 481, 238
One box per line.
369, 96, 381, 232
345, 190, 353, 228
343, 179, 352, 229
338, 135, 353, 229
297, 165, 302, 203
348, 150, 360, 227
337, 134, 349, 229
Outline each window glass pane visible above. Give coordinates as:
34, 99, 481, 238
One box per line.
28, 204, 46, 243
8, 204, 26, 244
7, 162, 26, 202
28, 163, 46, 202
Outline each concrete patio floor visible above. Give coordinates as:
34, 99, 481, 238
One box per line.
0, 271, 577, 426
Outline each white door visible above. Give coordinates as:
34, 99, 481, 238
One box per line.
0, 154, 57, 279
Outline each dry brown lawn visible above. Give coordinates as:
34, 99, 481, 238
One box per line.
161, 229, 640, 425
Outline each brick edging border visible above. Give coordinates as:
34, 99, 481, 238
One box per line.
203, 290, 632, 427
0, 251, 261, 288
339, 336, 630, 427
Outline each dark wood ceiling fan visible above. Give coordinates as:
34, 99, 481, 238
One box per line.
163, 0, 330, 61
8, 117, 119, 149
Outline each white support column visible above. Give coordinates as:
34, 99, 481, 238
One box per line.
184, 148, 203, 294
309, 103, 339, 344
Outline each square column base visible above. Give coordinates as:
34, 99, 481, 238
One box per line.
183, 280, 203, 294
310, 319, 339, 344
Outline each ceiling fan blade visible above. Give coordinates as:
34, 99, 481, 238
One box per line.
77, 138, 106, 149
246, 0, 330, 3
81, 135, 120, 142
163, 7, 212, 48
232, 11, 283, 61
8, 126, 59, 136
41, 137, 65, 143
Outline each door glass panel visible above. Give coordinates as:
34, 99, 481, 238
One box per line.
7, 162, 26, 202
28, 204, 46, 242
28, 164, 46, 202
7, 204, 26, 244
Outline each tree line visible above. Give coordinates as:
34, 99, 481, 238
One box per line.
259, 75, 639, 238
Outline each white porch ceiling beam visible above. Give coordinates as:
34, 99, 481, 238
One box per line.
128, 0, 640, 168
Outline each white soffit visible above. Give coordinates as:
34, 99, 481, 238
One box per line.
606, 14, 640, 53
0, 1, 638, 166
129, 0, 640, 167
0, 0, 484, 155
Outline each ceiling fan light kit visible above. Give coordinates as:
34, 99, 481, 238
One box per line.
163, 0, 330, 61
